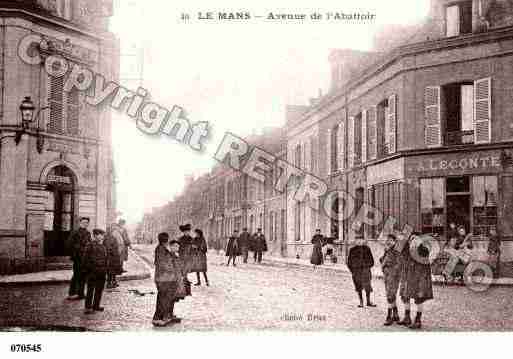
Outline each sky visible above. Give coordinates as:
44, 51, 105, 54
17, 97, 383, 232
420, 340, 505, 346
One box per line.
109, 0, 430, 224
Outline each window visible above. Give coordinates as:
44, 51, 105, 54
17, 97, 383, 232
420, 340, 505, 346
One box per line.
473, 176, 498, 237
330, 125, 338, 172
446, 1, 473, 37
294, 203, 301, 241
420, 178, 445, 237
444, 82, 475, 145
309, 136, 316, 173
354, 113, 362, 165
48, 70, 80, 136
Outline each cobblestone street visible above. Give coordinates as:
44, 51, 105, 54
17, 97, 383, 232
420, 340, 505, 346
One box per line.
1, 247, 513, 331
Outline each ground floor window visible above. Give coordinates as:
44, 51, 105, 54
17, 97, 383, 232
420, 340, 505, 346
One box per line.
369, 181, 403, 238
472, 176, 498, 237
420, 178, 445, 238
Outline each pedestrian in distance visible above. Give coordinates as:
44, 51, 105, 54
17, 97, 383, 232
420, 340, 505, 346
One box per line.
82, 229, 109, 314
178, 224, 194, 276
347, 237, 376, 308
487, 226, 501, 279
67, 217, 92, 300
103, 224, 123, 289
226, 229, 240, 267
153, 232, 188, 326
310, 229, 324, 268
397, 232, 434, 330
191, 229, 209, 286
239, 227, 251, 263
253, 228, 267, 264
118, 219, 131, 273
380, 233, 401, 326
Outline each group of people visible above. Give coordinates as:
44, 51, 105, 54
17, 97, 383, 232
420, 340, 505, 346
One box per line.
152, 223, 208, 326
225, 227, 268, 266
67, 217, 131, 314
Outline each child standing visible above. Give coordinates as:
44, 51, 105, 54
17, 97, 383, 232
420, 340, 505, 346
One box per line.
347, 238, 376, 308
83, 229, 108, 314
380, 234, 401, 325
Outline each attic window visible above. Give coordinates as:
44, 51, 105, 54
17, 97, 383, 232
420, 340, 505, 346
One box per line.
446, 1, 473, 37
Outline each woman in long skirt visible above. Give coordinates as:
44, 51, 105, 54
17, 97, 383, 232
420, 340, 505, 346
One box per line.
191, 229, 209, 286
310, 229, 324, 268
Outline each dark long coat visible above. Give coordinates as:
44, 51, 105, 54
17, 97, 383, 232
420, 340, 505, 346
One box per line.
190, 235, 208, 273
347, 244, 374, 292
178, 234, 194, 273
82, 241, 108, 276
226, 236, 240, 257
238, 231, 251, 251
253, 234, 268, 252
103, 233, 122, 275
68, 228, 91, 263
154, 244, 190, 302
380, 247, 401, 303
310, 234, 324, 265
399, 238, 434, 304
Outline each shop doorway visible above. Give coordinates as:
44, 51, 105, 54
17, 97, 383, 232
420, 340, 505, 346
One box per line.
446, 176, 471, 233
43, 166, 76, 257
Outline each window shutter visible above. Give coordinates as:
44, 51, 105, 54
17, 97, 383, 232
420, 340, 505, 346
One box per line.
326, 129, 331, 175
66, 88, 80, 136
362, 110, 367, 162
348, 116, 354, 168
387, 94, 397, 153
474, 77, 491, 144
367, 106, 377, 160
48, 74, 64, 134
424, 86, 441, 147
338, 120, 345, 170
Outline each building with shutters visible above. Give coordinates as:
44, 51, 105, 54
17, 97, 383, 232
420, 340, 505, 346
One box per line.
0, 0, 118, 273
285, 0, 513, 270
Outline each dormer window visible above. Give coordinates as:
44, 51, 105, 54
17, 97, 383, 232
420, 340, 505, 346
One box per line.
446, 1, 473, 37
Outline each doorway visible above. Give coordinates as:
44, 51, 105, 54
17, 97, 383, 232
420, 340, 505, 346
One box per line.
43, 166, 76, 257
446, 195, 470, 233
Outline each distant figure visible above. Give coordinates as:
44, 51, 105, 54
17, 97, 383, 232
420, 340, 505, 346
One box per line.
178, 224, 193, 275
118, 219, 131, 272
226, 230, 240, 267
83, 229, 108, 314
191, 229, 209, 286
253, 228, 267, 264
239, 227, 251, 263
487, 226, 501, 278
347, 237, 376, 308
310, 229, 324, 267
103, 225, 123, 288
67, 217, 91, 300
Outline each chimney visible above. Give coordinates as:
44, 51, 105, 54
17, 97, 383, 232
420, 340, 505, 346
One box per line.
328, 49, 376, 90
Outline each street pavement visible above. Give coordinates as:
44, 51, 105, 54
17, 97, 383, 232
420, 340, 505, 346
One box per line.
1, 245, 513, 331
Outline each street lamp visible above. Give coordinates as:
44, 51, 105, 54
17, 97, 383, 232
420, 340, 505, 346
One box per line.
14, 96, 49, 153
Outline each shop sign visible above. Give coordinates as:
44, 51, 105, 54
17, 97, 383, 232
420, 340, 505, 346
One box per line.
411, 154, 501, 174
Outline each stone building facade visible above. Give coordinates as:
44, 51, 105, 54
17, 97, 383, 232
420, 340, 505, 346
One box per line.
0, 0, 118, 273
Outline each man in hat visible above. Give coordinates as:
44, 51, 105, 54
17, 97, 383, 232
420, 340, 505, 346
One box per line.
226, 229, 240, 266
67, 217, 92, 300
239, 227, 251, 263
83, 229, 108, 314
253, 228, 267, 264
178, 224, 193, 276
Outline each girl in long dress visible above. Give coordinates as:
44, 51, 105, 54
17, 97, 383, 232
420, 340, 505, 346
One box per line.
191, 229, 210, 286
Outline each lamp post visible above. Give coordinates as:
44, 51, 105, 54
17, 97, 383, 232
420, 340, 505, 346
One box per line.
14, 96, 49, 154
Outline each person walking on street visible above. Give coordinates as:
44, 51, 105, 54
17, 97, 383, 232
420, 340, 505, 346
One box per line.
226, 230, 240, 267
67, 217, 92, 300
380, 234, 401, 326
191, 229, 209, 286
178, 224, 194, 276
347, 237, 376, 308
253, 228, 267, 264
83, 229, 108, 314
487, 226, 501, 278
103, 225, 122, 288
239, 227, 251, 263
310, 229, 324, 268
153, 233, 188, 326
397, 232, 434, 330
118, 219, 131, 273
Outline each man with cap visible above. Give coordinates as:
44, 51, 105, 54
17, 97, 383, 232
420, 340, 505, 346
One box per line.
226, 229, 240, 267
178, 224, 193, 276
67, 217, 92, 300
253, 228, 267, 264
82, 229, 108, 314
238, 227, 251, 263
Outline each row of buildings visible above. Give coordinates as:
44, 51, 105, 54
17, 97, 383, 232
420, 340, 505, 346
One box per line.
139, 0, 513, 272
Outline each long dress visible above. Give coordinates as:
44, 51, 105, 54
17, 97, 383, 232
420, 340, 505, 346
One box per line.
310, 234, 324, 265
190, 235, 208, 272
178, 234, 194, 273
399, 238, 434, 304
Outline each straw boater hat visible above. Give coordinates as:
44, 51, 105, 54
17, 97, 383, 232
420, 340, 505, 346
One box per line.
179, 223, 191, 232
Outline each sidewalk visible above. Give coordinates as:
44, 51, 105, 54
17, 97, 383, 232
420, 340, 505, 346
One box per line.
0, 250, 151, 286
253, 252, 513, 287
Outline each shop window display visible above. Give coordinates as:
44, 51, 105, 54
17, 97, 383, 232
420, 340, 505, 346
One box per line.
420, 178, 445, 238
472, 176, 498, 237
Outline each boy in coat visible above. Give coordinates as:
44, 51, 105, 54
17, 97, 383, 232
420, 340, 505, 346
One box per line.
347, 237, 376, 308
83, 229, 108, 314
380, 234, 401, 325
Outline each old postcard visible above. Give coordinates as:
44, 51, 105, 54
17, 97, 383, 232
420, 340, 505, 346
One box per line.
1, 0, 512, 356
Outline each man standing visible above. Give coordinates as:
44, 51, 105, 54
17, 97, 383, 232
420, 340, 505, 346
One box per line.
239, 227, 251, 263
67, 217, 92, 300
226, 229, 240, 267
178, 224, 193, 275
83, 229, 109, 314
118, 219, 131, 273
253, 228, 267, 264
